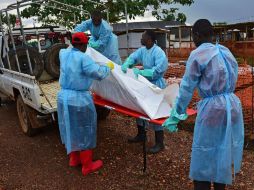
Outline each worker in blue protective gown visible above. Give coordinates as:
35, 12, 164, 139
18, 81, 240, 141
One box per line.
121, 30, 169, 154
163, 19, 244, 190
57, 32, 114, 176
74, 11, 122, 65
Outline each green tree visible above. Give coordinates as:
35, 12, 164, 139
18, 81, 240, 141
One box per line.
1, 14, 16, 28
21, 0, 193, 29
154, 8, 187, 23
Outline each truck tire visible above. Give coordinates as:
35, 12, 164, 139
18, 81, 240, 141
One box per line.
8, 46, 44, 79
44, 43, 68, 78
16, 95, 51, 136
16, 95, 37, 137
26, 105, 51, 129
96, 105, 111, 121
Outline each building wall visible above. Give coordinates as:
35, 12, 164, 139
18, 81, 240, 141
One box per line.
117, 32, 168, 59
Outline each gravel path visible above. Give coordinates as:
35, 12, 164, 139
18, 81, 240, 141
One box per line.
0, 102, 253, 190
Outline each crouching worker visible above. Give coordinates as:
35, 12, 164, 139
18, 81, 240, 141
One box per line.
57, 32, 114, 176
163, 19, 244, 190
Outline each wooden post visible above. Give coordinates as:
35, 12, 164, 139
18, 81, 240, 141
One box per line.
224, 27, 227, 41
179, 26, 182, 53
245, 25, 248, 40
220, 29, 222, 42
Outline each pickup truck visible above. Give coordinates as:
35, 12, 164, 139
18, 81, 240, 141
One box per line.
0, 49, 110, 137
0, 0, 109, 136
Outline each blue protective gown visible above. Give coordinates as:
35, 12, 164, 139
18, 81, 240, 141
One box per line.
175, 43, 244, 184
57, 48, 110, 154
74, 19, 122, 65
127, 44, 168, 131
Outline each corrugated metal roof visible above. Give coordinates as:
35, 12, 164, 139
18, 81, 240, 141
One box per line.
112, 21, 191, 38
112, 21, 183, 32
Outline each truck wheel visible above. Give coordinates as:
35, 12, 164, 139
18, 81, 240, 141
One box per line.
26, 105, 51, 129
44, 43, 68, 78
16, 95, 37, 137
96, 105, 111, 121
8, 46, 44, 79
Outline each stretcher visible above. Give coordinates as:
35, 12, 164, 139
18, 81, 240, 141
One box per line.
93, 94, 197, 172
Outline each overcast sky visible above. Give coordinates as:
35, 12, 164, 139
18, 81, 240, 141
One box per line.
174, 0, 254, 24
1, 0, 254, 25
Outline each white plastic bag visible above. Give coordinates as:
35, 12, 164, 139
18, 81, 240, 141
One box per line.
86, 47, 179, 119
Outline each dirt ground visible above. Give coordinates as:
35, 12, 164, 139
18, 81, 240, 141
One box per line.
0, 101, 254, 190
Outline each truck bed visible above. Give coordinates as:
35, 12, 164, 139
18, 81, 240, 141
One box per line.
40, 81, 60, 111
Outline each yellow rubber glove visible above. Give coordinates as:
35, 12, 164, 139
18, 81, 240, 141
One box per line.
106, 61, 114, 70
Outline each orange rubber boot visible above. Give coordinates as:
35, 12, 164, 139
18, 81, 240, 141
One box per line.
80, 150, 103, 176
69, 151, 81, 167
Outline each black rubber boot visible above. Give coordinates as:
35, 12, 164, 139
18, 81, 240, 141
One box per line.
147, 130, 165, 154
214, 183, 226, 190
194, 180, 211, 190
128, 125, 145, 143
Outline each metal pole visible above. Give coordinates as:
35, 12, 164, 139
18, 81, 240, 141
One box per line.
106, 9, 109, 22
1, 11, 12, 70
143, 126, 147, 173
165, 32, 168, 58
5, 0, 91, 17
73, 13, 76, 25
0, 55, 3, 69
6, 11, 21, 72
0, 11, 5, 68
50, 0, 90, 16
6, 0, 43, 12
33, 2, 73, 13
36, 28, 42, 53
79, 4, 83, 21
120, 0, 129, 56
16, 1, 33, 75
51, 0, 84, 11
124, 2, 129, 56
179, 26, 182, 50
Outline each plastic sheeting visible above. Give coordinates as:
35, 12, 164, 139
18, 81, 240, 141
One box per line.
86, 47, 179, 119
